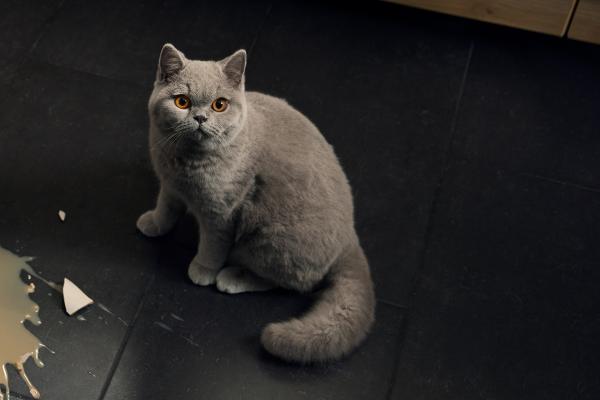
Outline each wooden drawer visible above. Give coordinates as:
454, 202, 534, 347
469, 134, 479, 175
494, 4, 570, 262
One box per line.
569, 0, 600, 44
384, 0, 577, 36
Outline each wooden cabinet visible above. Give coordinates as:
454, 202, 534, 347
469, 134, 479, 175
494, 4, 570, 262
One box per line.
569, 0, 600, 44
385, 0, 577, 36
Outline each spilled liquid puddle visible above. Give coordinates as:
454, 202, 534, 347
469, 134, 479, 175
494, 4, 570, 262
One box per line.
0, 246, 48, 400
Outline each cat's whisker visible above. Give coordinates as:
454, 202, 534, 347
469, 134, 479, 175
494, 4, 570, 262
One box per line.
162, 132, 186, 156
151, 132, 178, 150
151, 130, 186, 152
171, 132, 186, 153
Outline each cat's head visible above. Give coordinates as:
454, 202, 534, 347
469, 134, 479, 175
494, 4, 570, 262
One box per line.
149, 44, 247, 152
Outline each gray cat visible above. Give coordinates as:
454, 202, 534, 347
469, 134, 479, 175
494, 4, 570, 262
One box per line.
137, 44, 375, 363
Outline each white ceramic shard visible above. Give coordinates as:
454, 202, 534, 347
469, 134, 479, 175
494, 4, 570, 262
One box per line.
58, 210, 66, 222
63, 278, 94, 315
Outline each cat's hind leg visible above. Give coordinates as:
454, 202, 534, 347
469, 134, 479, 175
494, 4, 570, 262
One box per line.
216, 266, 276, 294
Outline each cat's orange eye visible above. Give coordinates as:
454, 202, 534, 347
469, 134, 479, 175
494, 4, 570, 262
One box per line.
174, 95, 191, 109
211, 98, 229, 112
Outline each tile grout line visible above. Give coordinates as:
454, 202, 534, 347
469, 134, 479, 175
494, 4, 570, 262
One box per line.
22, 0, 149, 92
17, 2, 273, 99
521, 172, 600, 194
247, 3, 274, 59
70, 62, 146, 88
3, 0, 67, 84
7, 391, 35, 400
23, 54, 149, 90
26, 0, 68, 56
383, 39, 475, 400
96, 273, 156, 400
377, 298, 409, 310
20, 2, 273, 95
382, 299, 411, 400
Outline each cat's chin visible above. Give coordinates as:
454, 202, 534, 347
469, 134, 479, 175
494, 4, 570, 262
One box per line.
183, 132, 220, 152
196, 128, 209, 137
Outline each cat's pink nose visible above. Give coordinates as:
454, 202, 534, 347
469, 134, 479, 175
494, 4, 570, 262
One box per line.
194, 115, 207, 124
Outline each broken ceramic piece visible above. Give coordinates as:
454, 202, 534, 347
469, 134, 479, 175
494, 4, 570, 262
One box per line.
63, 278, 93, 315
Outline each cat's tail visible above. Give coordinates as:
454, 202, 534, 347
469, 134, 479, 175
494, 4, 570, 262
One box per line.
260, 243, 376, 363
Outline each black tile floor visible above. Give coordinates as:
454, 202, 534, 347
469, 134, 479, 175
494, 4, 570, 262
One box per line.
0, 1, 598, 399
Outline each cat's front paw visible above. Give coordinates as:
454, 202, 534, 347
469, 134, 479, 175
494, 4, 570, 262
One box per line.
136, 210, 165, 237
216, 266, 247, 294
188, 260, 218, 286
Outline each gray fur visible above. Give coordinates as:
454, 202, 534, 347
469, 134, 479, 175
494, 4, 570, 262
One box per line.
137, 44, 376, 363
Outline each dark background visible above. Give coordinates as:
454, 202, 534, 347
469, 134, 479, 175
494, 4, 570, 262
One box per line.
1, 0, 599, 399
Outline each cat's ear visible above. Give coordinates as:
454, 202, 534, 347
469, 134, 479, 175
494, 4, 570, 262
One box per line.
218, 49, 247, 87
157, 43, 187, 81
